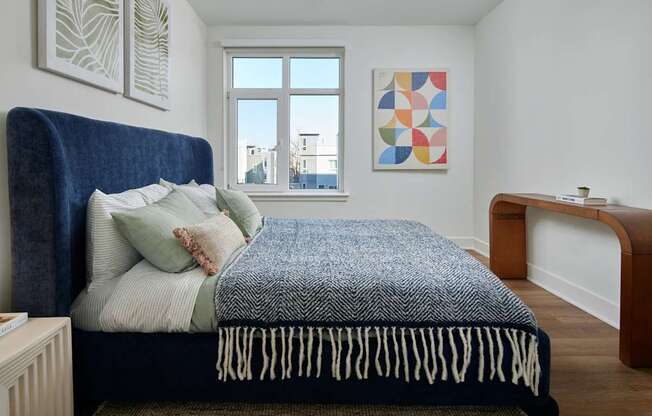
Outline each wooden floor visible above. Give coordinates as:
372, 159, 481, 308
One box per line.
468, 251, 652, 416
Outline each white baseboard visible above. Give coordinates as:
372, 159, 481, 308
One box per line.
450, 237, 489, 257
472, 238, 490, 257
527, 263, 619, 328
469, 238, 618, 328
448, 237, 475, 250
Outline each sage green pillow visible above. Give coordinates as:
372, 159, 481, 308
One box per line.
214, 187, 262, 238
112, 190, 207, 272
159, 178, 220, 217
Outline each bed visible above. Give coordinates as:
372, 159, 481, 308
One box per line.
6, 107, 558, 415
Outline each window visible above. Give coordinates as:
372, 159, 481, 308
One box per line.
226, 48, 343, 193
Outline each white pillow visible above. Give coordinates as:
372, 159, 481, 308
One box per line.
86, 184, 170, 290
198, 184, 216, 195
159, 178, 219, 217
159, 178, 198, 189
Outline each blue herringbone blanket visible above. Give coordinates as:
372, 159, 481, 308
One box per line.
214, 218, 540, 395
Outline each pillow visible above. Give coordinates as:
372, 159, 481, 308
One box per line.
159, 178, 220, 217
173, 213, 246, 275
135, 183, 171, 204
111, 191, 207, 272
159, 178, 198, 189
86, 183, 170, 290
214, 187, 263, 238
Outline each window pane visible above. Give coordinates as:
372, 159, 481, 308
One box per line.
233, 58, 282, 88
237, 100, 277, 185
290, 58, 340, 89
289, 95, 339, 190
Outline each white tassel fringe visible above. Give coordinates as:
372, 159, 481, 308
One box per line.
215, 325, 541, 396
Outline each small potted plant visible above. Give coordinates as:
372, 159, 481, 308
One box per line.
577, 186, 590, 198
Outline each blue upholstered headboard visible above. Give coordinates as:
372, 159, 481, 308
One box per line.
6, 107, 214, 317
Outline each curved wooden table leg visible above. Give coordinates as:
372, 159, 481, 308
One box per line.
620, 253, 652, 367
490, 200, 527, 279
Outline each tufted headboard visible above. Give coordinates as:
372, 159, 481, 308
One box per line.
6, 108, 214, 317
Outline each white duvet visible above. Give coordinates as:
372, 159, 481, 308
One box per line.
73, 259, 206, 333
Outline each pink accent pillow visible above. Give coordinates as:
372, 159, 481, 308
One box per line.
173, 213, 246, 276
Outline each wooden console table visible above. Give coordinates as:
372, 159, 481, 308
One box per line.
490, 193, 652, 368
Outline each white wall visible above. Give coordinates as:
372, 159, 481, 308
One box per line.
207, 26, 476, 245
6, 0, 645, 330
0, 0, 209, 312
474, 0, 652, 327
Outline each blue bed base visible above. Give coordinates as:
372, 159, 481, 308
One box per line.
6, 108, 557, 415
72, 329, 556, 415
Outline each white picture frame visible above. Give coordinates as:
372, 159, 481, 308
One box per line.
373, 68, 449, 170
38, 0, 124, 93
125, 0, 172, 110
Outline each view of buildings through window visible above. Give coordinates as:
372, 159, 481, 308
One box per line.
236, 99, 278, 185
238, 131, 337, 190
229, 51, 342, 191
288, 94, 339, 189
289, 132, 338, 189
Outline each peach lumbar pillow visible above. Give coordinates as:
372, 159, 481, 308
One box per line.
173, 213, 246, 275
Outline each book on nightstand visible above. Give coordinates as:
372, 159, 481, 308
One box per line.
555, 194, 607, 205
0, 312, 28, 337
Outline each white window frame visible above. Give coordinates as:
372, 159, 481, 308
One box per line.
225, 48, 344, 194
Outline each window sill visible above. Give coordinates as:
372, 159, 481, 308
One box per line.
246, 191, 350, 202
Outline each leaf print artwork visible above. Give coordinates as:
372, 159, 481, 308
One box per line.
125, 0, 171, 109
55, 0, 121, 81
39, 0, 123, 92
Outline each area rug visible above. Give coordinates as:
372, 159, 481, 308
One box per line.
93, 402, 526, 416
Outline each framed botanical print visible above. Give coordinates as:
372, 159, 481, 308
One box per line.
125, 0, 171, 110
38, 0, 124, 93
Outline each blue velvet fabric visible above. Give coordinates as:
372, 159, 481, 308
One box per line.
72, 329, 557, 415
6, 107, 213, 316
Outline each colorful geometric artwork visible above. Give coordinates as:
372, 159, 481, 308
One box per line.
373, 69, 448, 170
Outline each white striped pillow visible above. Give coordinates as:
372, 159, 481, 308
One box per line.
86, 184, 170, 290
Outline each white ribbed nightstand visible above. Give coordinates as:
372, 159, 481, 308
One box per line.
0, 318, 73, 416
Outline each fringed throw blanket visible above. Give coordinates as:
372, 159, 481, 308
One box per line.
214, 218, 540, 395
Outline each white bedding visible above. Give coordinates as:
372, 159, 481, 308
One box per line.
72, 259, 206, 333
70, 277, 121, 331
73, 179, 214, 332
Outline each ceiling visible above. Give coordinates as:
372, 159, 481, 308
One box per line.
188, 0, 504, 26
